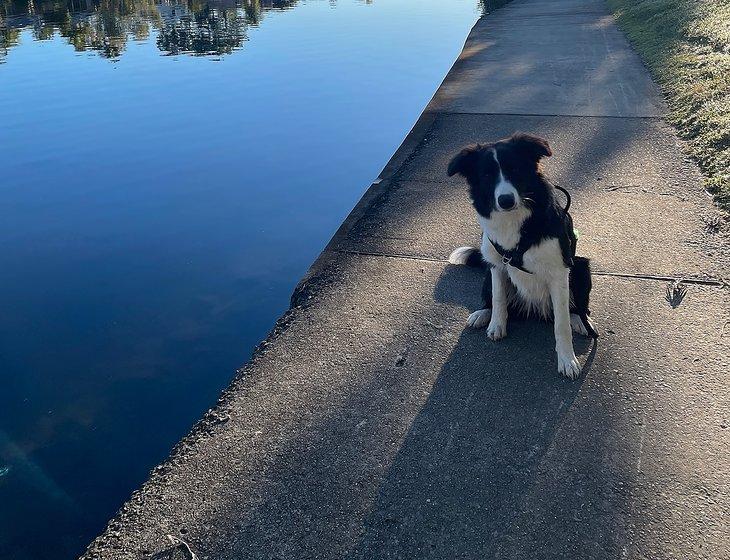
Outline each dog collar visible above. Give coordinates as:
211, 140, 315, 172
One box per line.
488, 237, 533, 274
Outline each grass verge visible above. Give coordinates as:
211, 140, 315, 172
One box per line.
607, 0, 729, 209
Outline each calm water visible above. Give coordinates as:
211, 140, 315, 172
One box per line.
0, 0, 485, 557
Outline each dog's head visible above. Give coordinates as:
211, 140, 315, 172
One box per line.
447, 133, 552, 218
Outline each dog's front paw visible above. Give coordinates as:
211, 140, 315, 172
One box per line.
557, 352, 581, 379
467, 308, 491, 329
486, 319, 507, 340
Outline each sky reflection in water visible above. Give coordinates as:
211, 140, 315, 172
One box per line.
0, 0, 485, 557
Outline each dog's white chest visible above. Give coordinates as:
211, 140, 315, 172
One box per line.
479, 215, 567, 317
506, 264, 552, 317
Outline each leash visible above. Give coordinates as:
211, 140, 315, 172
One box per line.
553, 184, 571, 212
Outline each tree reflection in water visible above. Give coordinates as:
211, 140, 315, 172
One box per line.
0, 0, 499, 61
0, 0, 298, 60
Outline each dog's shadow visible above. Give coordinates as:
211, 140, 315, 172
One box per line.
345, 264, 600, 558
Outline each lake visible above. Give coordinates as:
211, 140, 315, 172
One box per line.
0, 0, 486, 557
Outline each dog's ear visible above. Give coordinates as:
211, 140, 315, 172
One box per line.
447, 144, 481, 177
510, 133, 552, 161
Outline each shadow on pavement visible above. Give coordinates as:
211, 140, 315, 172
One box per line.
345, 264, 610, 559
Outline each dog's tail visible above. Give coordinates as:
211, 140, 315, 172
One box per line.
448, 246, 485, 268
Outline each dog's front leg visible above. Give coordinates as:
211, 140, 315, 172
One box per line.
486, 266, 508, 340
549, 270, 581, 379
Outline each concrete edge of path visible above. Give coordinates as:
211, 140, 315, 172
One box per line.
292, 109, 438, 308
79, 19, 475, 558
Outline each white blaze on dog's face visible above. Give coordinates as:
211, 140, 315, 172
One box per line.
446, 133, 553, 219
491, 148, 520, 212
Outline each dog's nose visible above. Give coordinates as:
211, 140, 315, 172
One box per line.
497, 193, 515, 210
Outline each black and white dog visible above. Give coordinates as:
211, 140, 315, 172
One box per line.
447, 133, 597, 379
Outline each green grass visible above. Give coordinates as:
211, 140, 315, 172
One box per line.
607, 0, 730, 209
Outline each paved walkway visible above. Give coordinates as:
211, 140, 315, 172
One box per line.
83, 1, 729, 558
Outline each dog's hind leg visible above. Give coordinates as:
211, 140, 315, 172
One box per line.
466, 271, 492, 328
569, 256, 599, 338
467, 308, 492, 329
570, 313, 590, 336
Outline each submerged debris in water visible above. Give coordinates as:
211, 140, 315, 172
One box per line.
0, 466, 10, 477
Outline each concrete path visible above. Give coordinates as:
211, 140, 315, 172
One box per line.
82, 1, 729, 559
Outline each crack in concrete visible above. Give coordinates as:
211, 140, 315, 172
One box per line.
427, 110, 665, 120
335, 249, 727, 287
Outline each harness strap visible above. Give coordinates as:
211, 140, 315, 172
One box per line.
488, 237, 532, 274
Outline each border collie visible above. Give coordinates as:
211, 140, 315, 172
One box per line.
446, 133, 597, 379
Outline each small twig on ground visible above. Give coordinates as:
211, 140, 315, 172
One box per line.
167, 535, 198, 560
605, 185, 687, 201
150, 536, 197, 560
665, 279, 688, 308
